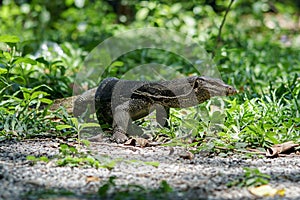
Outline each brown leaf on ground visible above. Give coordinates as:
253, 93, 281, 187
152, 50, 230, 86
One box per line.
179, 151, 194, 160
124, 138, 150, 147
86, 176, 100, 183
124, 138, 161, 147
248, 184, 285, 197
266, 141, 299, 158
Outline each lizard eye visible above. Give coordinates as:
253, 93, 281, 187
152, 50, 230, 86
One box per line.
227, 86, 237, 95
193, 78, 203, 89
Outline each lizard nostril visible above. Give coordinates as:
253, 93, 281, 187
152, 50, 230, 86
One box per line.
227, 87, 237, 95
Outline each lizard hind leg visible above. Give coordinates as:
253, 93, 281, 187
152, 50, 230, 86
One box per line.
112, 102, 131, 143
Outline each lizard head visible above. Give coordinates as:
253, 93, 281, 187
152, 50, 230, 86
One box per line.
192, 76, 237, 98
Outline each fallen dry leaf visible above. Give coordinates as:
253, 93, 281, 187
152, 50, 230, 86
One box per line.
124, 137, 161, 147
248, 185, 285, 197
124, 138, 150, 147
86, 176, 100, 183
179, 151, 194, 160
266, 141, 299, 158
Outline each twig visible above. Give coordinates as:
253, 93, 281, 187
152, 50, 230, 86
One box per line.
214, 0, 235, 56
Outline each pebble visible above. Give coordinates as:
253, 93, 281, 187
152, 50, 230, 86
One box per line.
1, 139, 300, 199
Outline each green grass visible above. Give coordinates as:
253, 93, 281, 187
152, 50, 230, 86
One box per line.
227, 167, 271, 188
24, 177, 173, 200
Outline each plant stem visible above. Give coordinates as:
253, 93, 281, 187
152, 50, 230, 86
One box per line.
213, 0, 235, 56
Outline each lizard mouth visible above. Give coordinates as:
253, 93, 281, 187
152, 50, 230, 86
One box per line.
226, 86, 237, 96
202, 84, 237, 97
195, 76, 237, 97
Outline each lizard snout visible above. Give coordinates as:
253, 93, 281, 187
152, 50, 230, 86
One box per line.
226, 86, 237, 96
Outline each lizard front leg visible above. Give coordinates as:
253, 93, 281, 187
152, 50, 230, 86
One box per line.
112, 101, 131, 143
112, 99, 152, 143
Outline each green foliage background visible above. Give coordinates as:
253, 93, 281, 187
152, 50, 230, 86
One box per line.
0, 0, 299, 149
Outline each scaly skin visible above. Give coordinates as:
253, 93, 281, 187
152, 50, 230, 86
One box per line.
94, 76, 237, 143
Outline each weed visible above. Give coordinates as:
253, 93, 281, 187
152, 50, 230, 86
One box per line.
0, 84, 55, 139
98, 176, 173, 200
227, 167, 270, 188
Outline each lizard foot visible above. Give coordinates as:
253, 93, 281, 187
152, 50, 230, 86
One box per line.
111, 128, 128, 144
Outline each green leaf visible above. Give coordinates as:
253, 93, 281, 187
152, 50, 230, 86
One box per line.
80, 122, 100, 129
35, 57, 49, 65
0, 35, 20, 43
136, 8, 149, 20
30, 91, 49, 100
128, 159, 139, 163
10, 76, 26, 85
3, 52, 12, 60
19, 86, 32, 94
101, 161, 116, 170
39, 156, 49, 162
246, 177, 257, 186
110, 61, 124, 67
0, 83, 12, 94
159, 180, 173, 192
211, 111, 226, 123
32, 84, 52, 92
59, 144, 69, 152
56, 124, 73, 130
0, 68, 7, 75
71, 117, 79, 128
13, 57, 37, 65
65, 0, 74, 6
26, 155, 37, 161
40, 98, 53, 105
170, 3, 182, 14
144, 161, 160, 167
81, 139, 90, 146
98, 183, 110, 196
19, 87, 31, 100
68, 146, 78, 154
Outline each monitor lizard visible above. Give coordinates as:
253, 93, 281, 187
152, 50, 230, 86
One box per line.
82, 76, 237, 143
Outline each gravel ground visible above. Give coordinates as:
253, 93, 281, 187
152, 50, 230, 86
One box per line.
1, 138, 300, 200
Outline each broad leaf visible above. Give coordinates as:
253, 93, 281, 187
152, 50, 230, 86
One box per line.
56, 124, 73, 130
0, 35, 20, 43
